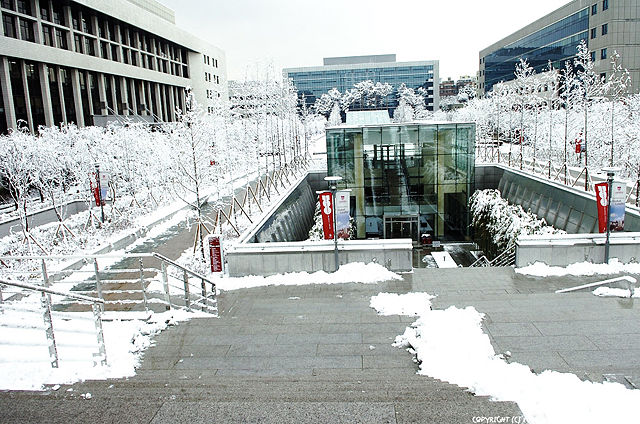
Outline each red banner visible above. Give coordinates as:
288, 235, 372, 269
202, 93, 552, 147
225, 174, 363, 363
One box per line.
319, 191, 334, 240
209, 235, 223, 273
595, 182, 609, 233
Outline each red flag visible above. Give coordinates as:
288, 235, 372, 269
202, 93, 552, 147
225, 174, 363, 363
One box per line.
319, 191, 334, 240
595, 183, 609, 233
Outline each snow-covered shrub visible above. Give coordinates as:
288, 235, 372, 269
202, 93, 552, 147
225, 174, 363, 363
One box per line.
470, 189, 565, 256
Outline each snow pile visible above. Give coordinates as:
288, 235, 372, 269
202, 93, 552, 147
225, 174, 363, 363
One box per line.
216, 262, 402, 291
370, 292, 640, 424
593, 287, 639, 298
516, 259, 640, 277
369, 292, 433, 316
0, 294, 207, 391
470, 189, 565, 252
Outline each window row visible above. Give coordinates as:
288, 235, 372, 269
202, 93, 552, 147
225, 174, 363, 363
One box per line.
2, 0, 196, 79
203, 54, 219, 68
590, 23, 608, 39
592, 0, 610, 15
1, 57, 187, 133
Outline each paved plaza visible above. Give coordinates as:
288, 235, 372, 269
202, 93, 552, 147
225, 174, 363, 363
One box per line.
1, 267, 639, 422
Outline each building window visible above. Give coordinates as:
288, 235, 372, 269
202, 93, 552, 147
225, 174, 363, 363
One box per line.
74, 34, 83, 53
600, 72, 607, 81
42, 24, 53, 46
602, 23, 608, 35
601, 48, 607, 60
82, 17, 93, 35
2, 14, 16, 38
16, 0, 31, 16
603, 0, 608, 10
55, 28, 68, 49
591, 4, 597, 14
85, 37, 95, 56
1, 0, 15, 11
51, 3, 64, 25
590, 51, 596, 62
590, 28, 597, 39
40, 1, 50, 21
19, 18, 34, 42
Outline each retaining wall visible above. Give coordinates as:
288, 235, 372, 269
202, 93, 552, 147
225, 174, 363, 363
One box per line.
516, 233, 640, 267
225, 239, 413, 277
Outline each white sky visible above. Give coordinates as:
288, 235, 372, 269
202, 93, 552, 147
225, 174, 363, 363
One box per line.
156, 0, 571, 82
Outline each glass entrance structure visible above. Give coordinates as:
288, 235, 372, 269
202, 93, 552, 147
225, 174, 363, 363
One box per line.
326, 122, 475, 242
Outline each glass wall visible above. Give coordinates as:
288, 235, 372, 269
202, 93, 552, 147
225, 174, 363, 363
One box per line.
484, 8, 589, 92
327, 123, 475, 242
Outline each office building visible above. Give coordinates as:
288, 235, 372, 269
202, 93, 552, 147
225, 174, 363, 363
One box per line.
440, 78, 457, 97
284, 54, 439, 114
0, 0, 226, 133
479, 0, 640, 95
326, 121, 475, 242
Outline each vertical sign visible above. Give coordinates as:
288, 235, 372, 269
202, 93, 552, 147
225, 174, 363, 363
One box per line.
90, 173, 101, 206
335, 190, 350, 239
319, 191, 334, 240
208, 235, 223, 273
595, 183, 608, 233
610, 182, 626, 232
99, 172, 110, 202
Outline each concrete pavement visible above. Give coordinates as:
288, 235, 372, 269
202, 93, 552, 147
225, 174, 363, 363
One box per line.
3, 266, 639, 422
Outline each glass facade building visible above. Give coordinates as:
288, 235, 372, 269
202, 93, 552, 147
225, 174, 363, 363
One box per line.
326, 122, 475, 243
284, 57, 439, 114
482, 8, 589, 93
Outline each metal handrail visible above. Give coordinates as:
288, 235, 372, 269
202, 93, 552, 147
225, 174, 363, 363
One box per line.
152, 252, 216, 288
0, 278, 103, 304
469, 255, 490, 267
0, 277, 107, 369
555, 276, 636, 296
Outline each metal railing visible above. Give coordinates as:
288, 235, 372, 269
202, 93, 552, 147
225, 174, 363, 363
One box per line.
0, 277, 106, 369
212, 158, 310, 236
470, 245, 516, 268
555, 276, 636, 297
0, 252, 218, 315
476, 144, 640, 207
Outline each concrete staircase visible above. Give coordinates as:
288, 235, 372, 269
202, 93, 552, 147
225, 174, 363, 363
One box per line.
0, 278, 523, 423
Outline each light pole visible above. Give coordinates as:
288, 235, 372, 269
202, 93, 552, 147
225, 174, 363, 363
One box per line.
602, 167, 620, 264
94, 163, 105, 223
325, 176, 342, 272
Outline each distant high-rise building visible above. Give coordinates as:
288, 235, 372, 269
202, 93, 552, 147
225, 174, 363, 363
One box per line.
479, 0, 640, 95
0, 0, 226, 133
283, 54, 439, 113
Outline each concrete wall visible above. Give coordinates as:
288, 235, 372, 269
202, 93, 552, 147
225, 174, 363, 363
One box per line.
0, 200, 88, 238
516, 233, 640, 267
240, 171, 327, 244
226, 239, 413, 277
476, 164, 640, 234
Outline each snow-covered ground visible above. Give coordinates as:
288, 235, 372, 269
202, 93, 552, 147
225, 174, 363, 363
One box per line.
213, 262, 401, 291
370, 292, 640, 424
0, 302, 208, 391
516, 259, 640, 277
592, 286, 639, 299
0, 259, 399, 391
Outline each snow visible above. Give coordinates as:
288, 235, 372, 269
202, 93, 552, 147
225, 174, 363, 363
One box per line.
0, 293, 208, 391
516, 259, 640, 277
593, 287, 639, 298
215, 262, 402, 292
430, 251, 458, 268
370, 292, 640, 424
